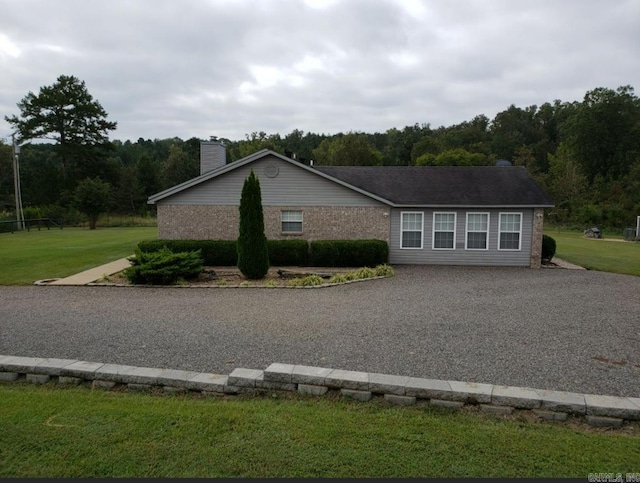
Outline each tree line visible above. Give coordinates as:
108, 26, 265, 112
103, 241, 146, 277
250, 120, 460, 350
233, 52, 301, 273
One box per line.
1, 75, 639, 230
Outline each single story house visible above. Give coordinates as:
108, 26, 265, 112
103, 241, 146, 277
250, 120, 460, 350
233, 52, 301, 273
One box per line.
148, 141, 554, 268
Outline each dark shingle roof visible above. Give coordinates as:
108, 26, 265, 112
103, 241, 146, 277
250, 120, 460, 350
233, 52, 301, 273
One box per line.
314, 165, 554, 207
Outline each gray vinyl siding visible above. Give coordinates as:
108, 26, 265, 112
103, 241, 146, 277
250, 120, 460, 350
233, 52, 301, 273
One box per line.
157, 155, 383, 207
389, 208, 533, 266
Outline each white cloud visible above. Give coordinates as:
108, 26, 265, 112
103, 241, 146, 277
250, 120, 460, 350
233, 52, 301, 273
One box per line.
0, 34, 21, 58
1, 0, 638, 142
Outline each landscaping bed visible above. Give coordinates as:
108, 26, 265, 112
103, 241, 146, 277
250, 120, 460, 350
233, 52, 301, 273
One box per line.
99, 265, 392, 288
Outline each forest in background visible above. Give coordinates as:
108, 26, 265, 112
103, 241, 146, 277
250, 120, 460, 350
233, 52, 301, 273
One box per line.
1, 83, 639, 231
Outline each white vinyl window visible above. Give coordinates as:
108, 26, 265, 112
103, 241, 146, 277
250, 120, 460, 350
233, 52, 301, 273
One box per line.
499, 212, 522, 250
433, 212, 456, 250
466, 213, 489, 250
281, 210, 303, 233
401, 212, 423, 249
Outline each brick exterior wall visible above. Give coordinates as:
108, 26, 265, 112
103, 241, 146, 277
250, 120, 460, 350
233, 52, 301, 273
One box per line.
529, 208, 544, 269
157, 204, 390, 242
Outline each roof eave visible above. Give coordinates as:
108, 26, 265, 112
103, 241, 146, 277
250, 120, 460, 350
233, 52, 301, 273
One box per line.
389, 203, 555, 209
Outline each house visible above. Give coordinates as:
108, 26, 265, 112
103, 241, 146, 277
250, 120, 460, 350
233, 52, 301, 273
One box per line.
148, 141, 554, 268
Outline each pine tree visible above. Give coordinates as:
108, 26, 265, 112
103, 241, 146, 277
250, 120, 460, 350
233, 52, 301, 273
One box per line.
237, 169, 269, 279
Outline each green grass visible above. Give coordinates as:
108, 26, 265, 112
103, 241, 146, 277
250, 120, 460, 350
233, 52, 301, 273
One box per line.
1, 383, 638, 478
545, 227, 640, 277
0, 226, 157, 285
2, 226, 640, 477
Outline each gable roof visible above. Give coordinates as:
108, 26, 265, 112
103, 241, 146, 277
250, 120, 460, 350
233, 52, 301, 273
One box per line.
315, 165, 554, 207
148, 149, 554, 208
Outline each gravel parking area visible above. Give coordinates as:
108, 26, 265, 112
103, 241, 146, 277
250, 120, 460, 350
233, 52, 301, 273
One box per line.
1, 265, 639, 397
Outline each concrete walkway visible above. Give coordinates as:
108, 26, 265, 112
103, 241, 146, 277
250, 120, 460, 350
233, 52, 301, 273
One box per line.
549, 257, 586, 270
46, 257, 132, 285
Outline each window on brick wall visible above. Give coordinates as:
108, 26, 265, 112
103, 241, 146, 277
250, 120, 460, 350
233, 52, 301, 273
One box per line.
281, 210, 303, 233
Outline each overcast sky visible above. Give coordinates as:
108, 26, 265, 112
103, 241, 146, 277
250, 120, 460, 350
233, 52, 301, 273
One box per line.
1, 0, 638, 143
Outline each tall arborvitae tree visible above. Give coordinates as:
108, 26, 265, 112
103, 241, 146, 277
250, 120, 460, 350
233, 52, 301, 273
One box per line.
237, 169, 269, 279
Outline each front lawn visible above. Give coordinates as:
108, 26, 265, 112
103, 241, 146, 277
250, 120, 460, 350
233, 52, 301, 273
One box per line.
544, 228, 640, 277
0, 227, 157, 285
1, 383, 637, 478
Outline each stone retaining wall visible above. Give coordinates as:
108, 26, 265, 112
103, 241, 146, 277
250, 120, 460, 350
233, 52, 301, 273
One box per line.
1, 355, 638, 428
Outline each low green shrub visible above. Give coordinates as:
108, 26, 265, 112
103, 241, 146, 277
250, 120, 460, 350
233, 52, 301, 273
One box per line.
267, 239, 309, 266
138, 239, 311, 267
353, 267, 376, 279
136, 239, 390, 269
309, 239, 388, 267
328, 264, 395, 284
328, 273, 349, 284
374, 264, 395, 277
138, 240, 237, 266
542, 234, 557, 262
124, 247, 203, 285
286, 274, 325, 287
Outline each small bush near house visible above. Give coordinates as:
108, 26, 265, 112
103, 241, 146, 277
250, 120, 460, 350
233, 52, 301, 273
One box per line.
328, 264, 395, 284
353, 267, 376, 279
136, 239, 389, 268
285, 274, 325, 287
374, 264, 395, 277
138, 240, 238, 266
267, 239, 309, 266
542, 234, 557, 262
124, 247, 203, 285
309, 239, 388, 267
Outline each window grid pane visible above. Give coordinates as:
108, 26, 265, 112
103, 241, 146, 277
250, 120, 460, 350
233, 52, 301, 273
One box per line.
402, 213, 422, 231
434, 213, 455, 231
434, 232, 454, 249
467, 232, 487, 249
402, 231, 422, 248
500, 213, 520, 232
467, 214, 488, 231
401, 213, 423, 249
500, 233, 520, 249
466, 213, 488, 249
281, 211, 303, 232
433, 213, 455, 249
282, 211, 302, 222
499, 213, 521, 250
282, 221, 302, 232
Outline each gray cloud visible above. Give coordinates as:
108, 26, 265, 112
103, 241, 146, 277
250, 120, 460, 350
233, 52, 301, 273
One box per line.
1, 0, 638, 142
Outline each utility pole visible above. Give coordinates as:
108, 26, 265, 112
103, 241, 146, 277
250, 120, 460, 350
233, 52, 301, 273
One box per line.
12, 133, 24, 231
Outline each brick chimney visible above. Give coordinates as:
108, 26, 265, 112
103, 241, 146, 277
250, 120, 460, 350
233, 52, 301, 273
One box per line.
200, 136, 226, 175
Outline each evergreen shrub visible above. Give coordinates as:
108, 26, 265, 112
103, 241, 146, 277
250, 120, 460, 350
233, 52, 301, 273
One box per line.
309, 239, 388, 267
137, 239, 310, 267
267, 239, 309, 266
124, 247, 203, 285
237, 170, 269, 279
542, 234, 557, 262
137, 240, 237, 266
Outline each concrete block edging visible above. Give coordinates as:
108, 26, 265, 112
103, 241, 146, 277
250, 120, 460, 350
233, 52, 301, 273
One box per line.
1, 355, 639, 427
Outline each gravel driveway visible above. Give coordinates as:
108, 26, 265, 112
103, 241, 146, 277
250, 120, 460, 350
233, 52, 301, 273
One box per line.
1, 265, 639, 397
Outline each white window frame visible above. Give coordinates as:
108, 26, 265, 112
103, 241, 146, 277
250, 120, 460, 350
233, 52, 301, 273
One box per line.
281, 210, 303, 234
498, 212, 522, 251
465, 212, 490, 250
400, 211, 424, 249
432, 212, 456, 250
